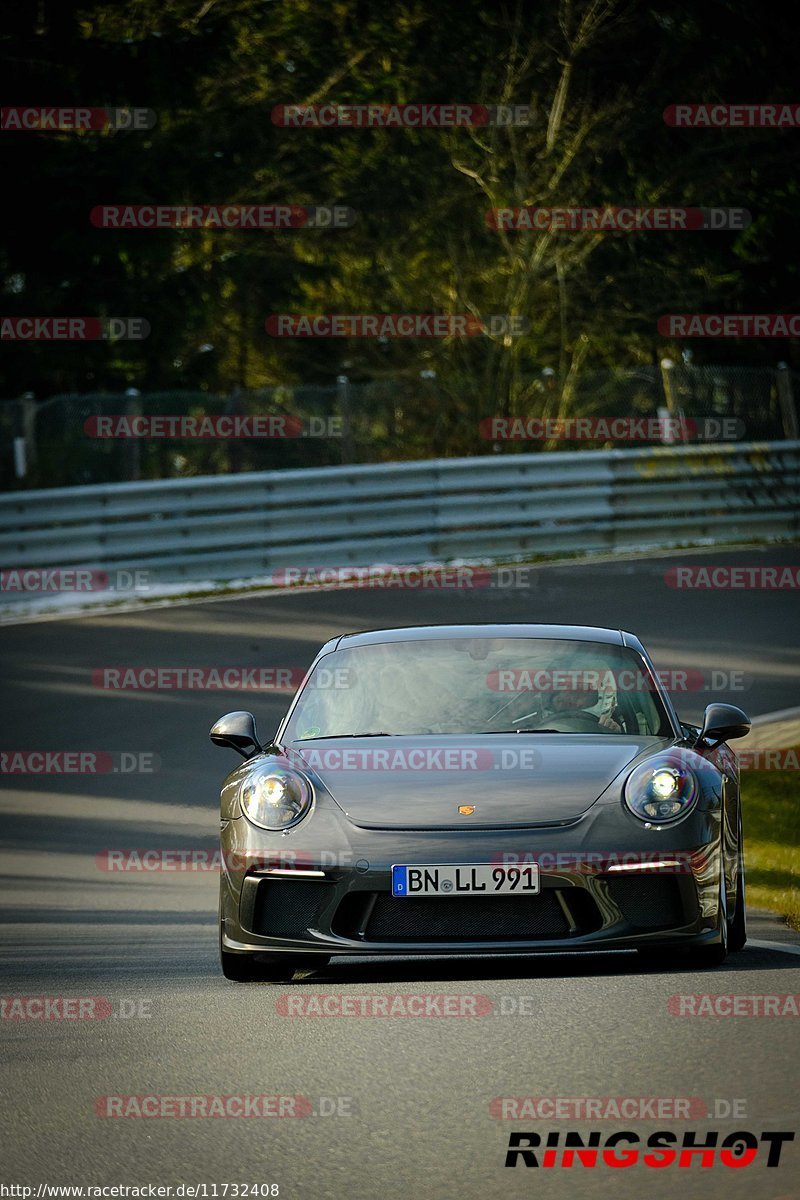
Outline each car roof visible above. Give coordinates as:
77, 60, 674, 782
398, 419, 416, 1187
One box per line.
330, 624, 635, 649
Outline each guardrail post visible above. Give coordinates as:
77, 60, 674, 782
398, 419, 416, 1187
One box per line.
776, 363, 799, 439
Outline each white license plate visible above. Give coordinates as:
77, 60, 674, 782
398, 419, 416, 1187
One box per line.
391, 863, 540, 898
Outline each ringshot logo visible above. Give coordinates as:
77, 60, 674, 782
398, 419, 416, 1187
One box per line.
503, 1130, 794, 1168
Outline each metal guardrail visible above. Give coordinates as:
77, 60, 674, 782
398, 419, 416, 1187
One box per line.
0, 442, 798, 597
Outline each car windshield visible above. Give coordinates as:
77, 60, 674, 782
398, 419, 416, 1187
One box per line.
283, 637, 673, 739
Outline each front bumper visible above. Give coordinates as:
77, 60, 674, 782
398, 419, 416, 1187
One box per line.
219, 803, 725, 958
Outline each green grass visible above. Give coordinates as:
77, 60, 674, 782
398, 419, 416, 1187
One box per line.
742, 750, 800, 930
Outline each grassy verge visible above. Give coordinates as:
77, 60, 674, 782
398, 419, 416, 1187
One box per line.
742, 749, 800, 930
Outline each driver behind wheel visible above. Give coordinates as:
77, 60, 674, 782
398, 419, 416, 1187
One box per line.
547, 687, 623, 732
532, 676, 623, 729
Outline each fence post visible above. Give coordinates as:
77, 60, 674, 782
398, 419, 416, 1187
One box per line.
337, 374, 355, 464
124, 388, 142, 481
659, 358, 676, 413
13, 392, 36, 479
776, 363, 799, 439
226, 387, 242, 473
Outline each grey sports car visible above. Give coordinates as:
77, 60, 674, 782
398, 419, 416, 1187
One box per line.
212, 624, 750, 981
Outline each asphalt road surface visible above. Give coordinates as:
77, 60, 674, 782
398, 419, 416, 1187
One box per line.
1, 546, 799, 1199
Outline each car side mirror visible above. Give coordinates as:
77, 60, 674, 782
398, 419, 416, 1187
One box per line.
210, 710, 261, 757
698, 703, 751, 746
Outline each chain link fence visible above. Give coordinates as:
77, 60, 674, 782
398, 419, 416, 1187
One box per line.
1, 363, 797, 490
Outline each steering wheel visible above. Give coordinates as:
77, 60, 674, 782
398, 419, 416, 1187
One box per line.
527, 710, 602, 733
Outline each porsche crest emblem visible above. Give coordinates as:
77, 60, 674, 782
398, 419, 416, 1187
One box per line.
458, 805, 476, 815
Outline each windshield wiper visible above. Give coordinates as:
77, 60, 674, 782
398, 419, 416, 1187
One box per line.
479, 728, 563, 734
297, 731, 397, 740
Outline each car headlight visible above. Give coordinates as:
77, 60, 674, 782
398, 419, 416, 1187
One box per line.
624, 758, 698, 823
240, 763, 313, 830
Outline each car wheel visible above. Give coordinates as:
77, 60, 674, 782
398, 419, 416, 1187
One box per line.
728, 827, 747, 953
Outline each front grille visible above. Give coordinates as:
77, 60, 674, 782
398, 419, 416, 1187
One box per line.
251, 879, 333, 938
362, 890, 570, 942
604, 875, 684, 929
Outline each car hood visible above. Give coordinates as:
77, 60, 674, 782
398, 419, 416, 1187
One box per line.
285, 734, 672, 829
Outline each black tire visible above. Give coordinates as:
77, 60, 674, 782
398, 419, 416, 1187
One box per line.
728, 827, 747, 953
